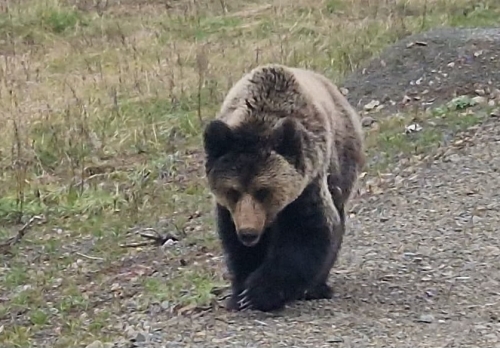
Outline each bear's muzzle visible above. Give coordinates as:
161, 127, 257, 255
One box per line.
237, 228, 262, 247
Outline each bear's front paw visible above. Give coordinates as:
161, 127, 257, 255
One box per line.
236, 273, 288, 312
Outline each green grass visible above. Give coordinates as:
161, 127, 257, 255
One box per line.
0, 0, 499, 346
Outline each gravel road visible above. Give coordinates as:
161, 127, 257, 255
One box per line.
102, 113, 500, 348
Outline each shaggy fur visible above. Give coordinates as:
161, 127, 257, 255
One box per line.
203, 64, 365, 312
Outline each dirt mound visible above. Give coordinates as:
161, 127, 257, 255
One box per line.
340, 27, 500, 115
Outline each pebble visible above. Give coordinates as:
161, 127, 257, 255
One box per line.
417, 314, 435, 323
472, 96, 488, 104
361, 116, 376, 127
133, 332, 147, 343
327, 336, 344, 343
364, 100, 380, 111
472, 215, 482, 224
446, 154, 461, 163
86, 341, 104, 348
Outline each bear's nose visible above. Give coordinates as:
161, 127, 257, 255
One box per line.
238, 229, 261, 247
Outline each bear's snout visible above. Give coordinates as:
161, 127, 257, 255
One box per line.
238, 228, 261, 247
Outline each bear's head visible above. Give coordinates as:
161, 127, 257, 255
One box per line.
203, 117, 309, 247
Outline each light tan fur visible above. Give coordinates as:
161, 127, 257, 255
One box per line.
209, 64, 365, 238
233, 194, 266, 233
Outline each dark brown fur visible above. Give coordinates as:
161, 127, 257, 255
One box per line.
203, 64, 365, 312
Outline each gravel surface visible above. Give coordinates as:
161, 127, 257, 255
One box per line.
104, 119, 500, 348
341, 27, 500, 116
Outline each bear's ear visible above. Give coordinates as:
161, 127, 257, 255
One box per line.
271, 118, 303, 164
203, 120, 234, 160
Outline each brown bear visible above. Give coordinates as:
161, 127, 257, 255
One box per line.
202, 64, 365, 312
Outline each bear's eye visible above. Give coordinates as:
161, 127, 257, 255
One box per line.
226, 188, 241, 203
254, 188, 270, 202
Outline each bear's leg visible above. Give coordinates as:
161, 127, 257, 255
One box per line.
214, 204, 269, 310
301, 215, 345, 302
237, 180, 338, 312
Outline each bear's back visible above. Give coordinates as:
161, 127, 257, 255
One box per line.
216, 65, 334, 133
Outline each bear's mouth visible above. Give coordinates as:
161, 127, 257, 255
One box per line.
237, 228, 262, 247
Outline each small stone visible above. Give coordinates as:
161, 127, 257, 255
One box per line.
364, 99, 380, 111
125, 326, 137, 339
425, 290, 435, 297
402, 95, 412, 104
327, 336, 344, 343
86, 341, 104, 348
405, 123, 422, 134
361, 116, 376, 127
472, 216, 482, 224
163, 239, 177, 247
417, 314, 435, 323
161, 300, 170, 310
472, 96, 488, 104
491, 108, 500, 117
133, 332, 147, 343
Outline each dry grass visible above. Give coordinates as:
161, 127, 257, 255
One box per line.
0, 0, 499, 346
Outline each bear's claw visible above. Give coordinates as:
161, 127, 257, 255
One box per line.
237, 289, 252, 310
236, 276, 288, 312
